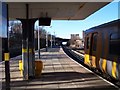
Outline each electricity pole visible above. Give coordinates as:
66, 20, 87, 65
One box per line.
51, 34, 52, 48
54, 31, 55, 46
38, 26, 40, 59
46, 31, 48, 52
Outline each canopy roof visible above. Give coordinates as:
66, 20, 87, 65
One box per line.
5, 1, 112, 20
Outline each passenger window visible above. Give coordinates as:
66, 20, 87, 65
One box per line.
92, 33, 97, 51
86, 37, 90, 49
110, 33, 119, 40
109, 33, 120, 55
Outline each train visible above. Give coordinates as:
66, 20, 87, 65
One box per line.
84, 19, 120, 81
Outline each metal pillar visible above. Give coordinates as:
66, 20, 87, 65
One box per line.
38, 27, 40, 59
18, 19, 37, 79
28, 19, 37, 79
54, 31, 55, 46
19, 19, 28, 80
46, 31, 48, 52
51, 34, 52, 48
3, 4, 10, 90
18, 4, 37, 80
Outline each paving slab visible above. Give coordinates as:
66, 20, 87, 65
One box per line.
0, 47, 119, 90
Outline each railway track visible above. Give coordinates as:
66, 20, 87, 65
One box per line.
62, 46, 120, 89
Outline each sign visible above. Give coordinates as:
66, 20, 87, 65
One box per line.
2, 2, 7, 38
39, 17, 51, 26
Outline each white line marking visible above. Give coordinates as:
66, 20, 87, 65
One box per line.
71, 50, 84, 57
0, 61, 4, 64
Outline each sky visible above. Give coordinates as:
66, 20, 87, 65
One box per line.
43, 0, 119, 39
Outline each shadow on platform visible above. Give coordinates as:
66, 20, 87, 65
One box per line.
8, 71, 118, 90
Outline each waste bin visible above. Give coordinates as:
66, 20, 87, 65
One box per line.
35, 60, 43, 77
19, 60, 43, 77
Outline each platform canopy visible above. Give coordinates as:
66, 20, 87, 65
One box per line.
5, 1, 112, 20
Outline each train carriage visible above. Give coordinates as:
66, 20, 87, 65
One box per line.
84, 19, 120, 80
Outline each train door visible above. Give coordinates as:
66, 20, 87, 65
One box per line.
89, 33, 98, 68
84, 34, 92, 66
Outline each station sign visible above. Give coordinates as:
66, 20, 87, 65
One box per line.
39, 17, 51, 26
1, 2, 7, 38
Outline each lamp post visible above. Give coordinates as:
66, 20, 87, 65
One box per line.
49, 26, 52, 48
38, 26, 40, 59
46, 31, 48, 52
51, 34, 52, 48
54, 31, 55, 46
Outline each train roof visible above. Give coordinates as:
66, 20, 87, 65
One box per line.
85, 19, 120, 34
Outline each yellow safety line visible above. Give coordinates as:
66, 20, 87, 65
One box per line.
22, 48, 27, 53
29, 49, 32, 53
4, 53, 10, 61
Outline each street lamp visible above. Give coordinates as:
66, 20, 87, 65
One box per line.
38, 26, 40, 59
49, 26, 52, 48
46, 31, 48, 52
51, 34, 52, 48
54, 31, 55, 46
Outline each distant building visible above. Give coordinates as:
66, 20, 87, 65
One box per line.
82, 30, 85, 41
69, 34, 84, 49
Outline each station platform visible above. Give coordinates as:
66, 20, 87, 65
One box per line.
1, 47, 118, 90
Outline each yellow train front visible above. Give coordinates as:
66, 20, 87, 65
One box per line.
84, 19, 120, 80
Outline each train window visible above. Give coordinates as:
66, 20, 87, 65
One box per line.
109, 33, 120, 55
92, 34, 97, 51
86, 37, 90, 49
110, 33, 120, 40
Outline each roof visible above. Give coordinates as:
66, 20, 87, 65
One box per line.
4, 2, 112, 20
85, 19, 120, 34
